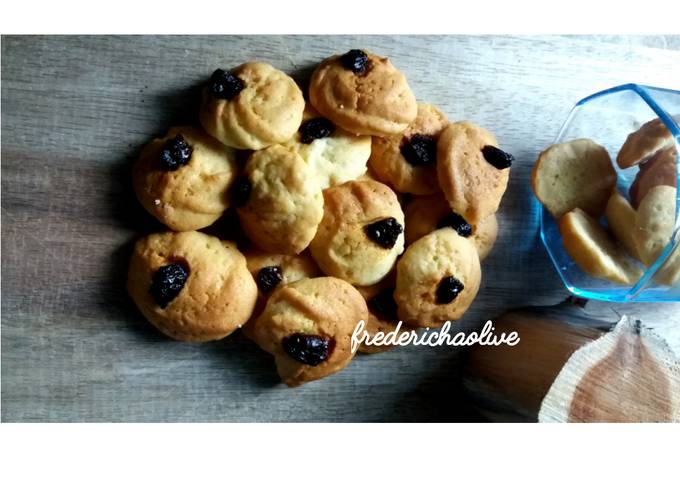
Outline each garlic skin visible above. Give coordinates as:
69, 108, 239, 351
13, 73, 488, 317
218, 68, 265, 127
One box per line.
540, 315, 680, 423
463, 298, 680, 423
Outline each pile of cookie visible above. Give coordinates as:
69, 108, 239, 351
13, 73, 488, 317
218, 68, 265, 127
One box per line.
532, 118, 679, 286
127, 49, 513, 386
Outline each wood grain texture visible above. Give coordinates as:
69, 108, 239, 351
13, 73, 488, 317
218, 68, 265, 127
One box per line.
2, 35, 679, 422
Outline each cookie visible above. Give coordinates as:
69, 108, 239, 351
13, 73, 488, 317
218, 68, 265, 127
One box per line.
127, 231, 257, 341
248, 277, 368, 387
199, 62, 304, 149
241, 248, 321, 339
634, 185, 677, 266
617, 117, 678, 169
394, 229, 481, 327
283, 106, 371, 189
355, 276, 417, 354
369, 103, 449, 195
309, 49, 417, 136
236, 145, 324, 255
309, 179, 405, 286
654, 243, 680, 286
246, 248, 321, 297
470, 215, 499, 262
559, 208, 642, 285
133, 126, 238, 231
605, 191, 641, 261
404, 193, 498, 260
629, 146, 677, 208
532, 138, 615, 219
437, 121, 513, 225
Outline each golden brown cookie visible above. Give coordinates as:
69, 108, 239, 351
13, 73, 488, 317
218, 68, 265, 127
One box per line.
559, 208, 642, 285
309, 49, 417, 136
629, 146, 677, 208
355, 275, 417, 354
133, 126, 237, 231
605, 191, 641, 261
241, 249, 321, 339
199, 63, 304, 149
369, 103, 449, 194
437, 121, 513, 225
248, 277, 368, 387
236, 145, 324, 255
404, 194, 498, 260
245, 248, 321, 296
532, 138, 616, 219
309, 179, 405, 286
471, 215, 499, 262
654, 243, 680, 286
395, 229, 481, 327
634, 185, 677, 266
283, 106, 371, 189
127, 231, 257, 341
617, 117, 678, 169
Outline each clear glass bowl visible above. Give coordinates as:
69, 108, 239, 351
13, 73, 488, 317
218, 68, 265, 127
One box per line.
539, 84, 680, 302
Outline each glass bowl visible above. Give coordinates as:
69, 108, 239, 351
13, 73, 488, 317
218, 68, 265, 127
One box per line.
538, 83, 680, 302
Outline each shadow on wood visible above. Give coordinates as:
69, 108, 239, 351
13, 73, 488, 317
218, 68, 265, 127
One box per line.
383, 349, 486, 422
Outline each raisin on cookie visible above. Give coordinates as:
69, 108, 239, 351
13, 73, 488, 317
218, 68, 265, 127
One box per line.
248, 277, 368, 387
245, 248, 321, 296
355, 274, 417, 354
133, 126, 238, 231
438, 121, 513, 225
127, 231, 257, 341
404, 193, 498, 261
200, 62, 305, 149
283, 106, 371, 189
395, 229, 481, 327
369, 103, 449, 195
236, 145, 324, 255
241, 248, 322, 339
309, 179, 405, 286
309, 49, 417, 136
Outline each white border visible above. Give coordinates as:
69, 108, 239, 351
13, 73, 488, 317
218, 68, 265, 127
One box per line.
1, 424, 679, 480
1, 1, 680, 34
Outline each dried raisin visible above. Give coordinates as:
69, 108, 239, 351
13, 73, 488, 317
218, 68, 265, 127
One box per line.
436, 212, 472, 238
257, 266, 283, 294
482, 145, 514, 170
340, 49, 369, 74
299, 118, 335, 144
400, 134, 437, 167
435, 276, 464, 304
159, 134, 193, 171
208, 68, 245, 100
282, 333, 333, 366
364, 217, 403, 249
149, 263, 189, 308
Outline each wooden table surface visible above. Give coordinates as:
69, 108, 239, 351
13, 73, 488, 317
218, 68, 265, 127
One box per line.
2, 35, 679, 422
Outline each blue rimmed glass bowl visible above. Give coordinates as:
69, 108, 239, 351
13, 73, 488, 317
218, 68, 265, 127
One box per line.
538, 84, 680, 302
